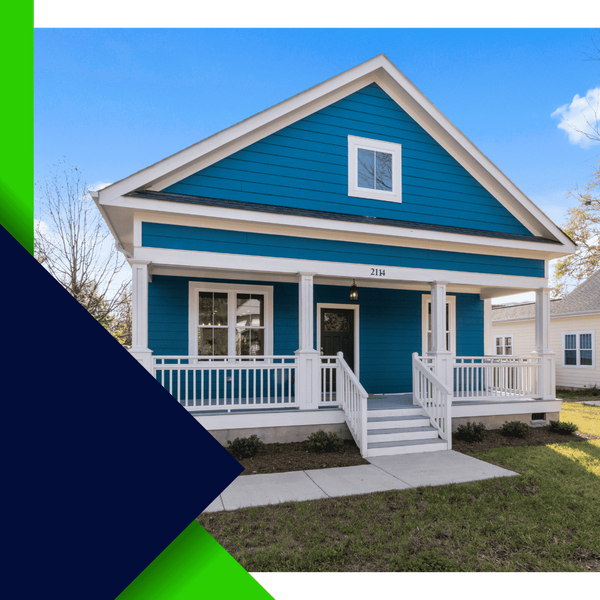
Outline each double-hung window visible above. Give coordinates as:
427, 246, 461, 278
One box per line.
348, 136, 402, 203
495, 335, 514, 356
563, 331, 594, 367
189, 282, 273, 358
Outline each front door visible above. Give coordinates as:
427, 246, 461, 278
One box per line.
321, 308, 355, 371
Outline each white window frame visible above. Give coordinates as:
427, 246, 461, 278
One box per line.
348, 135, 402, 203
421, 294, 456, 355
494, 334, 514, 356
562, 330, 595, 368
188, 281, 274, 357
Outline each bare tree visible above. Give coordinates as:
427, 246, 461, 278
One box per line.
35, 162, 131, 341
553, 157, 600, 297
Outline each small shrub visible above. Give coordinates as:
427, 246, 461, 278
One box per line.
307, 430, 344, 453
549, 421, 579, 435
501, 421, 529, 438
455, 422, 486, 443
227, 434, 263, 459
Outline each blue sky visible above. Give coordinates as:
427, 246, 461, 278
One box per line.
34, 28, 600, 301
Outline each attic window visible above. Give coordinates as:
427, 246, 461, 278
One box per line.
348, 135, 402, 203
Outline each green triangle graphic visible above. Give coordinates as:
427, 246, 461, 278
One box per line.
118, 522, 273, 599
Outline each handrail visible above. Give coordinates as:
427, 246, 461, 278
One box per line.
412, 353, 452, 447
336, 352, 369, 457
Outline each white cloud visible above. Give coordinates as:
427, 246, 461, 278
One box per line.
551, 88, 600, 148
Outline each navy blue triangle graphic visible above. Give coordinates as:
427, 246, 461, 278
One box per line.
2, 223, 243, 599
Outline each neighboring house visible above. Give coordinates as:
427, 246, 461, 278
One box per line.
491, 270, 600, 390
92, 55, 576, 457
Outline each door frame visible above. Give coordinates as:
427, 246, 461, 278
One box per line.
317, 303, 360, 378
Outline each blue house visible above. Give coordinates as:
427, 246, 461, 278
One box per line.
92, 55, 576, 457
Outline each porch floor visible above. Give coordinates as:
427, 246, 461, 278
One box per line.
367, 393, 548, 410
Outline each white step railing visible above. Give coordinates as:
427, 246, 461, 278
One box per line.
320, 356, 338, 404
153, 355, 297, 411
336, 352, 369, 457
453, 356, 541, 400
412, 353, 452, 447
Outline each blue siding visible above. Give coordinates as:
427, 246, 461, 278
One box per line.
164, 83, 533, 236
148, 275, 484, 395
143, 222, 545, 278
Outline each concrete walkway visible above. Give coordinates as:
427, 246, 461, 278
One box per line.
204, 451, 518, 512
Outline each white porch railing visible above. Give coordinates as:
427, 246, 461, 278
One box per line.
153, 356, 297, 411
412, 353, 452, 447
335, 352, 368, 456
453, 356, 541, 400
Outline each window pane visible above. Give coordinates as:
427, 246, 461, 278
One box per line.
496, 338, 502, 347
198, 328, 228, 356
357, 148, 375, 189
198, 292, 213, 326
505, 337, 512, 346
235, 327, 265, 356
375, 151, 392, 191
580, 333, 592, 350
446, 332, 450, 352
237, 294, 264, 327
580, 350, 593, 366
427, 332, 431, 352
428, 303, 431, 331
505, 346, 512, 356
323, 312, 350, 332
198, 292, 228, 326
565, 334, 576, 350
214, 293, 228, 326
198, 328, 214, 356
565, 349, 577, 365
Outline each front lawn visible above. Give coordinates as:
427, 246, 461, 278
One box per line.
198, 402, 600, 572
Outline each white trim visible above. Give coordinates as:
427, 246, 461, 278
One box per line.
317, 303, 360, 379
348, 135, 402, 203
188, 281, 274, 358
136, 247, 548, 292
422, 294, 456, 355
492, 310, 600, 323
562, 330, 595, 369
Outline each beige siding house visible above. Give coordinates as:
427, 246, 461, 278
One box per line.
491, 271, 600, 390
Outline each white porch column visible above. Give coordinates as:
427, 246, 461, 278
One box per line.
129, 259, 153, 372
295, 273, 320, 409
428, 281, 453, 390
531, 287, 555, 400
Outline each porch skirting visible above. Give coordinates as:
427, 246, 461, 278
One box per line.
194, 398, 562, 445
194, 407, 351, 445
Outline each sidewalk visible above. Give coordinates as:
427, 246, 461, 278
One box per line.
204, 450, 518, 512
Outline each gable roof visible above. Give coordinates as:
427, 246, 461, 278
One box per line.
492, 270, 600, 321
93, 54, 576, 253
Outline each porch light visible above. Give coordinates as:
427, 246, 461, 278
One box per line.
349, 279, 359, 302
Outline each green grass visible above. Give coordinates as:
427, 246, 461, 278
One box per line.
199, 403, 600, 572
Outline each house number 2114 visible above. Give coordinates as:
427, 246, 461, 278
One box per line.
370, 268, 386, 276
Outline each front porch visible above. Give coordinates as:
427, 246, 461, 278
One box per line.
129, 260, 558, 458
150, 347, 560, 457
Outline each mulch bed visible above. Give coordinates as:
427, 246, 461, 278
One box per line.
230, 427, 599, 476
